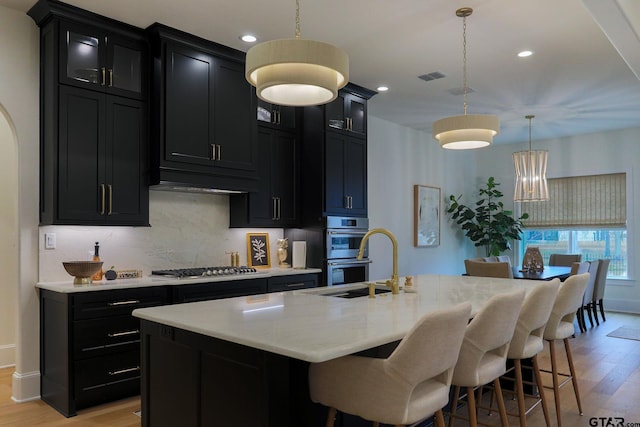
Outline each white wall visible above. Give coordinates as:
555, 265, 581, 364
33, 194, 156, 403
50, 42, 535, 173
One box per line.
0, 5, 40, 401
0, 105, 18, 368
476, 127, 640, 313
366, 116, 479, 280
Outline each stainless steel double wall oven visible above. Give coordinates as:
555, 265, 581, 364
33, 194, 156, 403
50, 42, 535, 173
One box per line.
285, 216, 370, 286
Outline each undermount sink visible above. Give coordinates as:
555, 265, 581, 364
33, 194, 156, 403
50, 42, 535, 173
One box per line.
318, 286, 392, 299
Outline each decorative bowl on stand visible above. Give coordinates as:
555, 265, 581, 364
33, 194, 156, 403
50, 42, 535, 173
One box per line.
62, 261, 103, 285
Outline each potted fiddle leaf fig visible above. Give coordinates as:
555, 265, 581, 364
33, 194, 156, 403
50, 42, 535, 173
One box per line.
447, 177, 528, 256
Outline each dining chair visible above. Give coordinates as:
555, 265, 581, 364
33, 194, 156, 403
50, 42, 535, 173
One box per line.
569, 261, 589, 276
499, 279, 560, 427
577, 260, 599, 332
309, 302, 472, 427
591, 259, 610, 324
464, 260, 513, 279
548, 254, 582, 267
542, 272, 590, 427
448, 289, 526, 427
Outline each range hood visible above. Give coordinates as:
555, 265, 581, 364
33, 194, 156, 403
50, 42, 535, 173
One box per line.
150, 182, 246, 194
149, 169, 257, 194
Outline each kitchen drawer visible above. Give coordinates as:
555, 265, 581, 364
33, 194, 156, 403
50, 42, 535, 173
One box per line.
72, 286, 169, 320
74, 351, 140, 409
267, 274, 318, 293
172, 278, 268, 303
74, 315, 140, 359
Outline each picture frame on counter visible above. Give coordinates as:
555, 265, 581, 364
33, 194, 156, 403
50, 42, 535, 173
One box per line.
414, 184, 440, 247
247, 233, 271, 268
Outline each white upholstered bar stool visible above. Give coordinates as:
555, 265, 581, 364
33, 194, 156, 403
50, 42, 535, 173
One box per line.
448, 289, 526, 427
542, 272, 590, 427
308, 302, 472, 427
501, 279, 560, 427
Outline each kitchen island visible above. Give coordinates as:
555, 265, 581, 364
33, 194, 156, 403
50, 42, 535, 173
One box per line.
132, 274, 541, 427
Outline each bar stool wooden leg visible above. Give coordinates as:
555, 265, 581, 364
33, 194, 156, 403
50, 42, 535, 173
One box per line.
549, 340, 562, 427
373, 422, 380, 427
435, 410, 446, 427
467, 386, 478, 427
564, 338, 583, 415
493, 378, 509, 427
326, 407, 337, 427
514, 359, 527, 427
532, 355, 551, 427
448, 386, 460, 427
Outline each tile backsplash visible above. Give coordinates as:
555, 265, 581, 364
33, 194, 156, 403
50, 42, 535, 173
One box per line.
39, 190, 283, 282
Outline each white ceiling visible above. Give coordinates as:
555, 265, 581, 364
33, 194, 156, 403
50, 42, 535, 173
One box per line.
3, 0, 640, 145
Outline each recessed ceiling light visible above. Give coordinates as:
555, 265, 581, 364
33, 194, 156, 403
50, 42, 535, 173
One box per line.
518, 50, 533, 58
377, 86, 389, 92
240, 34, 257, 43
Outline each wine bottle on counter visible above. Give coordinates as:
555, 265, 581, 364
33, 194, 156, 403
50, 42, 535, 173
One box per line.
91, 241, 103, 281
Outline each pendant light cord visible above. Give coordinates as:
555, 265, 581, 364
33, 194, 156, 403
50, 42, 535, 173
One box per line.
462, 14, 468, 116
295, 0, 301, 39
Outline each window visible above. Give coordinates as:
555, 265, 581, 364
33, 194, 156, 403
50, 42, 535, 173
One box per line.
521, 229, 627, 278
518, 173, 628, 279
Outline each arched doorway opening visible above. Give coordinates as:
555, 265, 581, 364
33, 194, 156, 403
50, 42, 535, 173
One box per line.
0, 104, 19, 368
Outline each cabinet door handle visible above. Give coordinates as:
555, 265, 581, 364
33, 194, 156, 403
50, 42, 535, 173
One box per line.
210, 144, 215, 161
101, 67, 106, 86
108, 184, 113, 215
217, 144, 222, 160
272, 197, 277, 220
108, 68, 113, 87
100, 184, 106, 215
107, 300, 140, 306
107, 329, 140, 338
108, 366, 140, 376
276, 110, 281, 125
276, 197, 281, 220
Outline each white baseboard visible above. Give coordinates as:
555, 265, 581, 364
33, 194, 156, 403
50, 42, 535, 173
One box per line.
0, 344, 15, 368
11, 370, 40, 403
604, 297, 640, 314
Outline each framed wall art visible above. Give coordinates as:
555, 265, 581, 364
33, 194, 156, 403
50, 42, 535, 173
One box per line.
247, 233, 271, 268
414, 185, 440, 247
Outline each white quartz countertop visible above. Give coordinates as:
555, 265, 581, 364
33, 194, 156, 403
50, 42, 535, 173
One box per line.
132, 274, 542, 363
36, 268, 322, 293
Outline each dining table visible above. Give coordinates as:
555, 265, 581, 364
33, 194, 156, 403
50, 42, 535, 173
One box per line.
512, 265, 572, 281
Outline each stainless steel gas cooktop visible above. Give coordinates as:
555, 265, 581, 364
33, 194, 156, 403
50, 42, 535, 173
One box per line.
151, 266, 257, 279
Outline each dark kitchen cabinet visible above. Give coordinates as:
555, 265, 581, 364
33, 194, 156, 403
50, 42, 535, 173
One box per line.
229, 126, 299, 227
326, 91, 368, 137
147, 24, 258, 192
267, 274, 319, 292
300, 84, 376, 226
39, 287, 170, 417
171, 278, 268, 304
325, 133, 368, 216
257, 99, 298, 131
59, 20, 145, 100
29, 0, 149, 226
56, 86, 148, 225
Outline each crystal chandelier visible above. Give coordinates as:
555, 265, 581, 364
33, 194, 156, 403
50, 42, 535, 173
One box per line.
513, 115, 549, 201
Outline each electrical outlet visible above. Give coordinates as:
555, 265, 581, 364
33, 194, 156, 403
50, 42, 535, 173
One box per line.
44, 232, 56, 249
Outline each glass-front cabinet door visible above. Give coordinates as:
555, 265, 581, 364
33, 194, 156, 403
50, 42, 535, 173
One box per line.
60, 21, 145, 99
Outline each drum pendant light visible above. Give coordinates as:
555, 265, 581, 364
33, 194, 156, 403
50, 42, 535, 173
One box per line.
513, 115, 549, 201
245, 0, 349, 107
433, 7, 499, 149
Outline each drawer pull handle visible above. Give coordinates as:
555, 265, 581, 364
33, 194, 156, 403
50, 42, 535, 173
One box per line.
108, 366, 140, 376
107, 300, 140, 306
107, 329, 139, 338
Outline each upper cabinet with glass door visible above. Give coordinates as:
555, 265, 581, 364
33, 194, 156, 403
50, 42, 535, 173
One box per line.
60, 21, 146, 100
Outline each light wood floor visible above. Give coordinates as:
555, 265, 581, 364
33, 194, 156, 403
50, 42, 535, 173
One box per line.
1, 311, 639, 426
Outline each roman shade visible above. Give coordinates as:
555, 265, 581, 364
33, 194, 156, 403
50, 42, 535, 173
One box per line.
523, 173, 626, 228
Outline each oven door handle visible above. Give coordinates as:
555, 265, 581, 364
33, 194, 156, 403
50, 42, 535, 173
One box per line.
327, 259, 372, 266
327, 231, 368, 235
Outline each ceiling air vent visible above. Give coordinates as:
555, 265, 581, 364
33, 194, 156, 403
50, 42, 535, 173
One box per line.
418, 71, 446, 82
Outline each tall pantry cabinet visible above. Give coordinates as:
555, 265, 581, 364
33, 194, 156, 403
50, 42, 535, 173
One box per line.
29, 0, 149, 226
